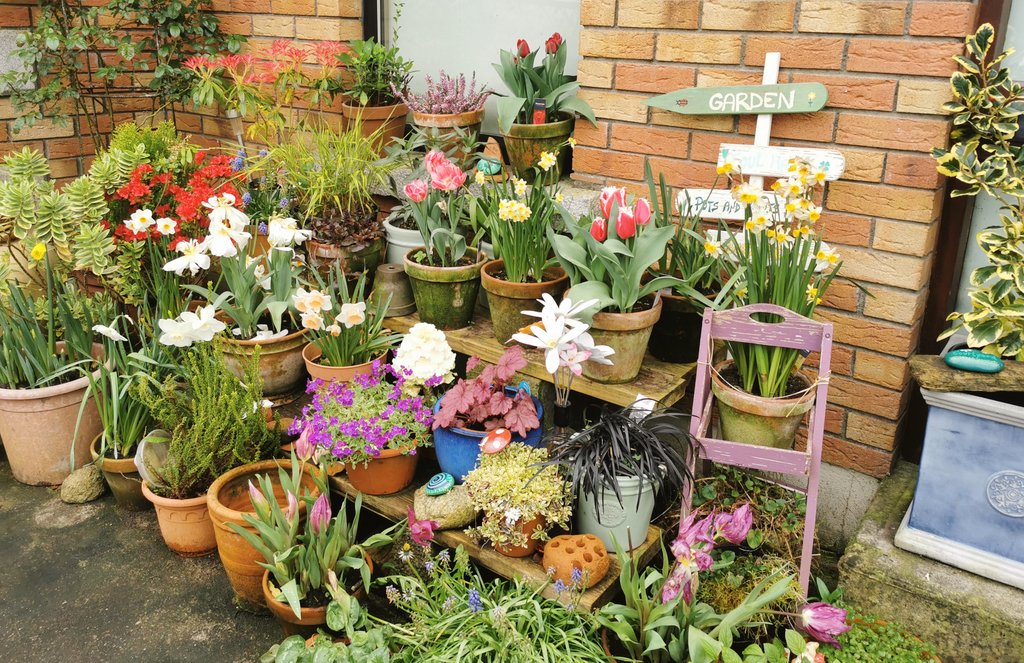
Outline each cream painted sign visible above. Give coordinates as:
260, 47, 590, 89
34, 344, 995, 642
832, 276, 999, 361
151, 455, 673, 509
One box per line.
717, 144, 846, 181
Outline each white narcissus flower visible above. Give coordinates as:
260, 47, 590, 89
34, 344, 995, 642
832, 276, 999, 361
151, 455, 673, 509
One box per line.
155, 217, 177, 235
246, 256, 271, 290
158, 318, 196, 347
814, 243, 840, 272
202, 193, 249, 227
203, 218, 251, 257
731, 182, 762, 206
163, 239, 210, 276
267, 217, 312, 247
293, 288, 332, 314
124, 209, 156, 234
179, 305, 226, 342
336, 302, 366, 328
301, 311, 325, 331
92, 323, 127, 342
242, 324, 288, 341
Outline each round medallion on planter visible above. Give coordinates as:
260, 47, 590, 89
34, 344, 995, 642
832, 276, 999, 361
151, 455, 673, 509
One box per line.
219, 329, 308, 405
341, 101, 408, 155
302, 343, 384, 385
494, 515, 546, 558
403, 246, 486, 330
141, 481, 217, 557
345, 445, 420, 495
90, 434, 149, 511
480, 259, 569, 344
503, 115, 574, 181
208, 459, 321, 612
582, 297, 663, 384
710, 361, 815, 450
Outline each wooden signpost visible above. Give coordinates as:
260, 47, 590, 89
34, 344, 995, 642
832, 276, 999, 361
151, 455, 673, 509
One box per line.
646, 82, 827, 116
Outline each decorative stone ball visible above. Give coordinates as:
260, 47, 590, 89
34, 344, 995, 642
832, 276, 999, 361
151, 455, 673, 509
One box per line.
542, 534, 610, 590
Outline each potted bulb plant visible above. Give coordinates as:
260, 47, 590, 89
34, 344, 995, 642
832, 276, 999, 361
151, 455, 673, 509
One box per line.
548, 188, 683, 383
290, 360, 433, 495
396, 71, 490, 147
493, 33, 596, 180
403, 149, 486, 329
339, 38, 413, 154
463, 442, 572, 557
477, 149, 570, 343
431, 345, 543, 482
711, 159, 841, 449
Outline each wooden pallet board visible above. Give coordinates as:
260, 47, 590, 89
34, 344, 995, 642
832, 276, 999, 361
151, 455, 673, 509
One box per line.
329, 472, 664, 611
385, 312, 696, 408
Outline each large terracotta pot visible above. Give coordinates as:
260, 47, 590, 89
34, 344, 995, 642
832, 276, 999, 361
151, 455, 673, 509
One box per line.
503, 115, 574, 181
582, 298, 663, 384
302, 343, 384, 385
341, 101, 408, 155
710, 361, 815, 450
306, 236, 385, 281
0, 342, 103, 486
480, 259, 569, 344
219, 329, 308, 403
494, 515, 546, 558
403, 247, 485, 330
412, 108, 484, 162
90, 434, 149, 511
208, 459, 321, 612
142, 482, 217, 556
346, 445, 419, 495
262, 570, 327, 638
648, 290, 704, 364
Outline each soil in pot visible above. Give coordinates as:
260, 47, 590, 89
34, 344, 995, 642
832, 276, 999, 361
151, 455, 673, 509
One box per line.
346, 445, 419, 495
403, 247, 485, 330
494, 515, 546, 558
90, 434, 149, 511
302, 343, 383, 384
583, 297, 662, 384
208, 459, 321, 612
481, 259, 569, 344
503, 115, 574, 182
711, 362, 815, 450
142, 482, 217, 556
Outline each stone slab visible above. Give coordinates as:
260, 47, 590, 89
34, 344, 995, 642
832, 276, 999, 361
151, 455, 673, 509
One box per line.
838, 462, 1024, 663
910, 354, 1024, 393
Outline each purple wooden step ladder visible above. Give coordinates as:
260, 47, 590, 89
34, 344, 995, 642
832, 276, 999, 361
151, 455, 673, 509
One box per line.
687, 303, 833, 593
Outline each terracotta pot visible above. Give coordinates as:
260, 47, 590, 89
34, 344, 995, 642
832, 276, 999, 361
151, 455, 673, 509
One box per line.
246, 225, 273, 259
403, 247, 485, 330
90, 434, 149, 511
648, 290, 704, 364
342, 101, 408, 155
0, 342, 103, 486
503, 115, 574, 181
306, 236, 385, 282
710, 361, 815, 450
72, 269, 107, 297
263, 570, 327, 638
582, 298, 663, 384
302, 343, 384, 385
208, 459, 320, 612
494, 515, 546, 558
346, 445, 419, 495
374, 262, 416, 317
480, 259, 569, 344
412, 108, 484, 162
142, 482, 217, 556
219, 328, 309, 403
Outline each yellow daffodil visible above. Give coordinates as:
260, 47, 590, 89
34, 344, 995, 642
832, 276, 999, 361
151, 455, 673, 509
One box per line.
716, 160, 737, 176
567, 137, 577, 148
554, 192, 564, 204
806, 284, 822, 305
30, 243, 46, 261
731, 182, 761, 206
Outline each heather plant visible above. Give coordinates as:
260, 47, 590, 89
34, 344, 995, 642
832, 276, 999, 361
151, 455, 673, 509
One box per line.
394, 72, 490, 115
290, 361, 433, 468
432, 345, 540, 437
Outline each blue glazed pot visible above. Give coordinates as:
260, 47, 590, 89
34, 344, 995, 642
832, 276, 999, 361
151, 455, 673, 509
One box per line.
432, 391, 544, 483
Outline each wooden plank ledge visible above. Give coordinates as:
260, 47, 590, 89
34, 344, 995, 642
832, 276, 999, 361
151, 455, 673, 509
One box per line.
910, 355, 1024, 393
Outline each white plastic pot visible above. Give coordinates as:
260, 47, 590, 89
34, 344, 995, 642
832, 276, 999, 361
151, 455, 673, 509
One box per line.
576, 476, 656, 552
384, 218, 422, 265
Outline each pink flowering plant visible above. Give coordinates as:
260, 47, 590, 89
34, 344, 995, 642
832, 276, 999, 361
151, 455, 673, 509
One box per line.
394, 71, 491, 115
290, 361, 433, 468
404, 149, 480, 267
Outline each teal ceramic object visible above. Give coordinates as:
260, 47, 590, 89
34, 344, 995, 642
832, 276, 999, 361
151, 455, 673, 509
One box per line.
945, 348, 1005, 373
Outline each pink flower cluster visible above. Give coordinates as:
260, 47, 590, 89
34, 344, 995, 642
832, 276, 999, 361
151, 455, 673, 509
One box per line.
404, 150, 468, 202
662, 503, 752, 604
590, 186, 653, 242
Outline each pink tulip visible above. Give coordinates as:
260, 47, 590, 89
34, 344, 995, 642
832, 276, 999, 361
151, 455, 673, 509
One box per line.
404, 179, 428, 203
284, 490, 299, 523
598, 186, 627, 219
407, 508, 438, 547
798, 602, 851, 646
429, 160, 468, 192
616, 205, 636, 239
719, 503, 752, 545
294, 425, 314, 462
247, 480, 266, 509
661, 562, 694, 604
309, 492, 331, 535
634, 197, 652, 225
589, 217, 607, 242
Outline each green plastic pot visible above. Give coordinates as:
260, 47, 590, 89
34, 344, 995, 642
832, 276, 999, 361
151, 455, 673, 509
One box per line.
503, 115, 574, 181
403, 247, 485, 330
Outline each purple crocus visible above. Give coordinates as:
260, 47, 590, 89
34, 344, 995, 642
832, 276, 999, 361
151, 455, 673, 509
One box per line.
309, 493, 331, 535
718, 503, 753, 545
798, 602, 851, 647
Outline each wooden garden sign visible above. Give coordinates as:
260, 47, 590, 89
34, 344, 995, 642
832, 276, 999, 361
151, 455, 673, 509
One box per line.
646, 82, 827, 116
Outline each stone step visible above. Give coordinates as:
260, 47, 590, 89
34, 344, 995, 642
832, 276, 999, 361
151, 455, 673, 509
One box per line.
838, 462, 1024, 663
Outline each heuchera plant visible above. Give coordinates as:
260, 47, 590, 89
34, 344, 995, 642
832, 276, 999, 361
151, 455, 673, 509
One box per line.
432, 346, 540, 437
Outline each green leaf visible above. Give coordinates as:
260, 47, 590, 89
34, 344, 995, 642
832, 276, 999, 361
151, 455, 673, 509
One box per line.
495, 96, 528, 134
784, 630, 806, 655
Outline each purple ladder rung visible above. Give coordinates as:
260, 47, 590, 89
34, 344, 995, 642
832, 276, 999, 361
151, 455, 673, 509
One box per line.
696, 436, 811, 474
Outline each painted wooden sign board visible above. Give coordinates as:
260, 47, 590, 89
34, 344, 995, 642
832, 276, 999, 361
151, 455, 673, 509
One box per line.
717, 144, 846, 181
676, 189, 783, 222
647, 82, 828, 116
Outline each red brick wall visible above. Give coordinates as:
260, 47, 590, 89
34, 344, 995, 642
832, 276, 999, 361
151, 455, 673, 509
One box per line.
573, 0, 976, 478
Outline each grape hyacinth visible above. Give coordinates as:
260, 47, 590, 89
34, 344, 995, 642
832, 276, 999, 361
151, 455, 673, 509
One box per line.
467, 588, 483, 613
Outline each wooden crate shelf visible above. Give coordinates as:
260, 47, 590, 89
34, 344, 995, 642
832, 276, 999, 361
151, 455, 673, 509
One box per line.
330, 472, 664, 611
385, 312, 696, 408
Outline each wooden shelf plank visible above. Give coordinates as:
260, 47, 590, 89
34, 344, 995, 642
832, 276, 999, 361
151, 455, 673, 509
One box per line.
910, 354, 1024, 393
385, 312, 696, 408
330, 473, 664, 611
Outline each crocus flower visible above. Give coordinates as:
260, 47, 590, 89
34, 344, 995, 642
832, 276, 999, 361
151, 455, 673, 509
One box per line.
407, 508, 438, 547
616, 205, 636, 239
719, 503, 752, 545
309, 492, 331, 535
798, 602, 851, 647
598, 186, 627, 219
404, 179, 428, 203
634, 197, 652, 225
589, 217, 607, 242
516, 39, 530, 58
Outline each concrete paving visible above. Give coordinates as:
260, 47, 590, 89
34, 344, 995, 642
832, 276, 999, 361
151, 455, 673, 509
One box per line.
0, 457, 280, 663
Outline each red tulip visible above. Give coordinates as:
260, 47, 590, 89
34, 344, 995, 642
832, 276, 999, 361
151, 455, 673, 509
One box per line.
517, 39, 530, 58
590, 217, 607, 242
545, 33, 563, 54
616, 206, 636, 239
634, 197, 653, 226
598, 186, 627, 219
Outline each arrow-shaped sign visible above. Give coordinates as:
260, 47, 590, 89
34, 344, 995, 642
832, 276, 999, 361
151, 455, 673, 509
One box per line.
647, 82, 828, 116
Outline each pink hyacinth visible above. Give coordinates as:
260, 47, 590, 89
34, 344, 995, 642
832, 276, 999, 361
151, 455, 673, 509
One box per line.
798, 602, 851, 647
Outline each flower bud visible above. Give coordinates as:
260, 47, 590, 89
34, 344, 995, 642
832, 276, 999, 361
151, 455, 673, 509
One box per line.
294, 424, 314, 463
616, 206, 636, 240
517, 39, 530, 58
634, 197, 653, 226
589, 217, 607, 242
309, 492, 331, 535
